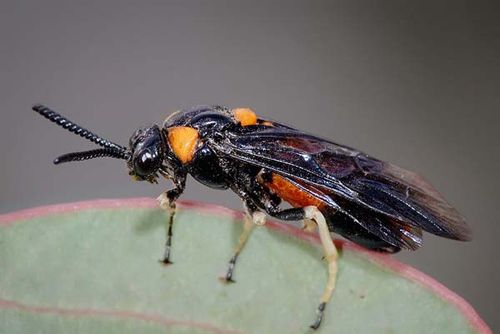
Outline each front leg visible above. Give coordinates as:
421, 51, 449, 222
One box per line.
157, 175, 186, 265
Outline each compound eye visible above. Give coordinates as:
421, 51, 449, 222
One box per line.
134, 149, 160, 176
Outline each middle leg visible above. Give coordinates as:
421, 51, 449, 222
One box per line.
221, 206, 266, 282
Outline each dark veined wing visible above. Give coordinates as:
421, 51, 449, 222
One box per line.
282, 175, 424, 250
211, 122, 471, 249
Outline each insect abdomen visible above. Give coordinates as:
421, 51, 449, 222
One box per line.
263, 173, 323, 208
263, 173, 401, 253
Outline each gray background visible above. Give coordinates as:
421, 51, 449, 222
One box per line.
1, 0, 498, 330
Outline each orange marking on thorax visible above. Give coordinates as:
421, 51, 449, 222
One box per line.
263, 174, 323, 208
167, 126, 199, 164
233, 108, 257, 126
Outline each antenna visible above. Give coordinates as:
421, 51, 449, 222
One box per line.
53, 148, 129, 164
33, 104, 128, 153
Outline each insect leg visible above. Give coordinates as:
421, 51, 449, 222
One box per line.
157, 175, 186, 265
233, 173, 337, 328
223, 167, 308, 282
222, 203, 266, 283
266, 207, 316, 231
245, 193, 337, 328
303, 206, 338, 330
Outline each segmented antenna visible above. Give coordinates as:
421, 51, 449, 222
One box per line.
32, 104, 128, 153
54, 148, 129, 164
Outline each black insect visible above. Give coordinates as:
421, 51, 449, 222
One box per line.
33, 104, 471, 329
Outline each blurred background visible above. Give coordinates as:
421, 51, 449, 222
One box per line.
0, 0, 498, 330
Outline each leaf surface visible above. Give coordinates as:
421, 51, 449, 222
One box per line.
0, 199, 490, 333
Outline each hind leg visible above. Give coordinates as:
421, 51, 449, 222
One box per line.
254, 203, 339, 329
303, 206, 338, 329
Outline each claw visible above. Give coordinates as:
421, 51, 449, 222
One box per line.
160, 249, 172, 265
218, 276, 236, 284
159, 258, 173, 266
310, 302, 326, 330
221, 254, 238, 283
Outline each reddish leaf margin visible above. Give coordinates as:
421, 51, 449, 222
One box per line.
0, 198, 491, 334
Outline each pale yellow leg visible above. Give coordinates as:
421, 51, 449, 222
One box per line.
233, 213, 255, 257
302, 218, 316, 233
221, 210, 265, 282
304, 206, 339, 329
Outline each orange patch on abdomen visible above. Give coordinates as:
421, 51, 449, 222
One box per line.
264, 174, 323, 208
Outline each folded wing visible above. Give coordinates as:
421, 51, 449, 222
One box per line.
211, 123, 470, 249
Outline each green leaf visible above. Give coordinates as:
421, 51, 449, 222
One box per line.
0, 199, 490, 333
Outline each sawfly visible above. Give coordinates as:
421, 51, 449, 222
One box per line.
33, 104, 471, 329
